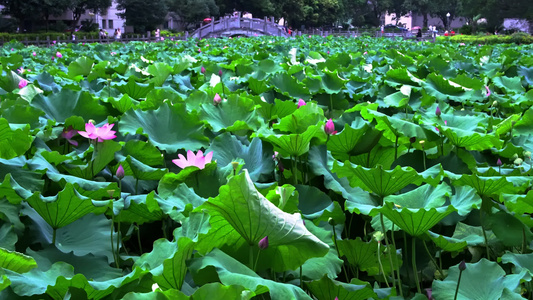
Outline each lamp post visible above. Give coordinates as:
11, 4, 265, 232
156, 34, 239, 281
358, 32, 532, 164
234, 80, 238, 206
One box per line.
446, 12, 451, 31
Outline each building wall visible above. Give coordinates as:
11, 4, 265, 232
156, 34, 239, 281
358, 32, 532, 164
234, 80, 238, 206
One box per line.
504, 18, 531, 33
385, 12, 466, 30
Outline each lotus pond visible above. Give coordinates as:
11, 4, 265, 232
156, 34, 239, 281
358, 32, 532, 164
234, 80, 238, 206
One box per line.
1, 36, 533, 299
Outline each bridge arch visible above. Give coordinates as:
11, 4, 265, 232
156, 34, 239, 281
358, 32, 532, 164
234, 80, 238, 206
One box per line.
192, 16, 290, 39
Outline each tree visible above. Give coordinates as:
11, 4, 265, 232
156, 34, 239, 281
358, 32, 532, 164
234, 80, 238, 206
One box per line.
169, 0, 219, 28
387, 0, 409, 25
403, 0, 430, 27
70, 0, 112, 26
0, 0, 70, 31
116, 0, 169, 32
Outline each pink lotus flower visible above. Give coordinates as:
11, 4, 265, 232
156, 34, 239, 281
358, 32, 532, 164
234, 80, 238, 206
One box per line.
325, 119, 337, 135
17, 67, 25, 74
32, 52, 36, 56
110, 52, 117, 55
363, 51, 367, 55
213, 93, 222, 105
218, 69, 223, 76
172, 150, 213, 170
201, 66, 206, 74
61, 127, 78, 146
327, 51, 330, 54
297, 99, 306, 108
52, 40, 56, 44
198, 48, 201, 53
18, 79, 28, 89
444, 120, 447, 126
485, 86, 491, 97
436, 106, 441, 116
78, 122, 117, 142
10, 48, 14, 51
116, 164, 125, 179
56, 52, 62, 58
497, 158, 502, 166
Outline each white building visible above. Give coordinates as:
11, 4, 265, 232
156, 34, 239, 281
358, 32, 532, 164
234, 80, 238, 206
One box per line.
385, 12, 467, 30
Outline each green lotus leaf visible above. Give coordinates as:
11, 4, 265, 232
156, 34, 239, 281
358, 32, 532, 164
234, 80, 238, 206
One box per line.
122, 140, 164, 166
270, 73, 311, 100
0, 70, 23, 92
486, 211, 532, 247
377, 202, 456, 237
26, 183, 109, 230
0, 223, 17, 250
432, 259, 526, 300
4, 262, 74, 297
119, 103, 209, 153
0, 275, 9, 292
188, 248, 311, 300
305, 69, 348, 94
153, 237, 194, 290
451, 222, 497, 247
189, 282, 254, 300
207, 133, 274, 182
0, 119, 33, 160
0, 101, 45, 129
1, 156, 44, 195
440, 127, 502, 151
453, 174, 516, 197
360, 109, 428, 143
198, 170, 329, 272
200, 94, 261, 133
119, 155, 167, 181
0, 248, 37, 273
501, 190, 533, 227
337, 237, 401, 276
30, 71, 60, 93
492, 76, 525, 94
116, 192, 164, 225
306, 275, 377, 300
384, 183, 451, 209
384, 68, 423, 88
273, 102, 324, 134
114, 78, 154, 100
423, 72, 473, 102
257, 125, 321, 157
518, 65, 533, 87
147, 62, 173, 87
68, 56, 95, 78
30, 89, 110, 123
333, 162, 423, 198
65, 140, 122, 180
449, 186, 482, 216
308, 146, 380, 215
502, 252, 533, 278
428, 232, 468, 253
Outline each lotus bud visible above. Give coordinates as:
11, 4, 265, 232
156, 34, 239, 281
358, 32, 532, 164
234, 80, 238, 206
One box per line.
409, 137, 416, 143
258, 236, 269, 250
325, 119, 336, 135
272, 151, 279, 160
218, 69, 223, 76
485, 86, 491, 97
116, 164, 125, 179
18, 79, 28, 89
458, 260, 466, 271
32, 51, 36, 56
524, 151, 531, 159
201, 66, 206, 74
328, 217, 336, 226
512, 153, 519, 160
297, 99, 306, 108
492, 101, 498, 107
514, 158, 523, 166
373, 231, 384, 242
213, 93, 222, 105
497, 158, 502, 166
444, 120, 448, 126
435, 106, 441, 117
56, 52, 62, 58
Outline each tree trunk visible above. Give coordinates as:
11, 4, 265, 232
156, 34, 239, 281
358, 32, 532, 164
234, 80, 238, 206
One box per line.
423, 14, 428, 28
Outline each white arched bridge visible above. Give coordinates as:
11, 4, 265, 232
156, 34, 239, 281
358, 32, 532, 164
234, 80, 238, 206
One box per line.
192, 15, 290, 39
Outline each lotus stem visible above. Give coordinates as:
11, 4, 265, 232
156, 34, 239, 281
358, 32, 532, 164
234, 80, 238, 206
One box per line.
422, 239, 442, 276
300, 265, 303, 289
253, 249, 261, 272
377, 241, 390, 288
454, 267, 464, 300
116, 219, 121, 268
135, 178, 139, 195
479, 210, 491, 260
249, 245, 254, 271
380, 214, 397, 291
391, 225, 403, 296
329, 94, 334, 114
394, 135, 398, 161
111, 213, 118, 268
412, 237, 422, 294
137, 224, 143, 254
52, 228, 57, 245
332, 223, 349, 282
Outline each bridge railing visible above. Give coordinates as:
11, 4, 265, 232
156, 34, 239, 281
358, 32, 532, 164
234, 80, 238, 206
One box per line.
193, 13, 288, 38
